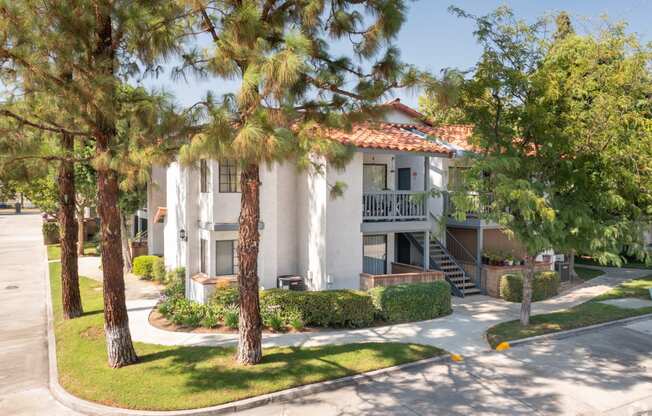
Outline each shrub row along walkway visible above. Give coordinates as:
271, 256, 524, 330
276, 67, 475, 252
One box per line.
75, 257, 650, 356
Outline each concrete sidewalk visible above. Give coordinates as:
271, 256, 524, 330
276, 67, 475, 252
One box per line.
120, 260, 649, 355
0, 213, 80, 415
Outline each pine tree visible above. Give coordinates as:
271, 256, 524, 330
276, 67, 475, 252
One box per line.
0, 0, 189, 367
176, 0, 419, 364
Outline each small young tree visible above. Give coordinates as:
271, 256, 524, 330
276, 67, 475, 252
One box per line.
444, 7, 652, 325
177, 1, 420, 364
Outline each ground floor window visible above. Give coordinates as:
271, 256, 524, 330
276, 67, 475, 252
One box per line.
363, 234, 387, 275
216, 240, 239, 276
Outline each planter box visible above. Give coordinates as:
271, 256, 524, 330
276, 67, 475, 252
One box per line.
482, 262, 554, 298
360, 265, 444, 290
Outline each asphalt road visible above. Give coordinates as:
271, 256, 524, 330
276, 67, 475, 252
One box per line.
238, 319, 652, 416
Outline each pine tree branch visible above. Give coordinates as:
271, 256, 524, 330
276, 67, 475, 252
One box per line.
0, 109, 91, 137
194, 1, 219, 42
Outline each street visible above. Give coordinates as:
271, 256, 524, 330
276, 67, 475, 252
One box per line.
1, 212, 651, 416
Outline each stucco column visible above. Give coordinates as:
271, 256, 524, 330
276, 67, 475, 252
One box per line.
476, 227, 483, 291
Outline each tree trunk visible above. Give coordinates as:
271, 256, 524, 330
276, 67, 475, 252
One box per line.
520, 255, 535, 326
120, 213, 133, 273
58, 133, 83, 319
77, 209, 85, 256
236, 163, 263, 365
93, 7, 138, 368
569, 250, 577, 280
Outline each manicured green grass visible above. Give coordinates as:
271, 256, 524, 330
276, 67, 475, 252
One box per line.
49, 263, 444, 411
47, 242, 98, 260
576, 256, 652, 270
486, 276, 652, 348
574, 266, 605, 281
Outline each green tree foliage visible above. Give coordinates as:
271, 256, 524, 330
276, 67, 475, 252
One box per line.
175, 0, 420, 364
443, 7, 652, 325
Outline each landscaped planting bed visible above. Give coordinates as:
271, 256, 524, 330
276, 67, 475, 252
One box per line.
49, 262, 445, 411
155, 280, 453, 333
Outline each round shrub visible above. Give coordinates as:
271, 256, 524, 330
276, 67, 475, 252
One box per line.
500, 271, 560, 302
152, 257, 166, 282
42, 221, 60, 244
260, 289, 375, 328
132, 255, 160, 279
211, 286, 240, 307
369, 281, 452, 323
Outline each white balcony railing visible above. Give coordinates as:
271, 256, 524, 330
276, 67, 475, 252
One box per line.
362, 191, 426, 222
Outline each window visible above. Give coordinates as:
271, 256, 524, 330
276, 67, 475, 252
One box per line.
363, 234, 387, 275
200, 238, 207, 274
363, 164, 387, 192
200, 160, 209, 193
216, 240, 238, 276
219, 160, 241, 193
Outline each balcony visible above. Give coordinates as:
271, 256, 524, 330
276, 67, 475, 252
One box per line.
443, 191, 500, 228
362, 191, 426, 222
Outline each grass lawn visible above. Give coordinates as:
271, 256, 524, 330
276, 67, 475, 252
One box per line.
576, 256, 652, 270
49, 262, 444, 411
574, 266, 605, 281
486, 275, 652, 348
47, 242, 99, 260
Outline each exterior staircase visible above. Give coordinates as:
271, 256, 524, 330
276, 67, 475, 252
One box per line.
429, 238, 481, 297
404, 232, 481, 297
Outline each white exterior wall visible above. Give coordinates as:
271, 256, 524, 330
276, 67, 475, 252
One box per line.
429, 156, 451, 242
147, 165, 166, 255
326, 153, 364, 289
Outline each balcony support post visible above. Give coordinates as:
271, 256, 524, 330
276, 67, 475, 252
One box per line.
423, 231, 430, 271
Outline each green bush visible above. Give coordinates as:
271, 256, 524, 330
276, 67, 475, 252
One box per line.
159, 298, 205, 327
260, 289, 375, 328
42, 221, 60, 244
132, 255, 160, 279
152, 257, 166, 282
210, 286, 239, 307
224, 306, 239, 329
369, 281, 452, 323
500, 271, 560, 302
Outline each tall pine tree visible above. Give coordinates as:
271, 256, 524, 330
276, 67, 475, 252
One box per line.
176, 0, 420, 364
0, 0, 189, 367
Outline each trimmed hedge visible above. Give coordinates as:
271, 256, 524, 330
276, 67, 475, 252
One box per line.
500, 271, 560, 303
152, 257, 166, 282
132, 255, 161, 280
43, 221, 60, 244
259, 289, 375, 328
369, 281, 452, 323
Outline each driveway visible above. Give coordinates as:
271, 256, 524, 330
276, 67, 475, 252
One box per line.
238, 317, 652, 415
0, 213, 80, 415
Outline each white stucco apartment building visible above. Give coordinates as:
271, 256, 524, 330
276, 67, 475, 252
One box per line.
146, 100, 552, 303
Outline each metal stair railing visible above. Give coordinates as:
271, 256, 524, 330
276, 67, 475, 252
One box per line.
403, 232, 465, 297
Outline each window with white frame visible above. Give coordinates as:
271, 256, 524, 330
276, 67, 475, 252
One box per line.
219, 160, 241, 193
200, 238, 207, 274
215, 240, 238, 276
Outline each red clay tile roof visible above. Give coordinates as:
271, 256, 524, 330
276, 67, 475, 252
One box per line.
325, 122, 455, 155
408, 124, 476, 152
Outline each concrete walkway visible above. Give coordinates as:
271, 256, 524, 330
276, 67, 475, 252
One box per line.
0, 213, 80, 415
117, 261, 650, 355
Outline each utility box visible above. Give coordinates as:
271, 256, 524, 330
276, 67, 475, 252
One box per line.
277, 275, 306, 291
556, 260, 570, 282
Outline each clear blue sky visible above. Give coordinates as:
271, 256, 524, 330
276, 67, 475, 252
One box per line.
143, 0, 652, 109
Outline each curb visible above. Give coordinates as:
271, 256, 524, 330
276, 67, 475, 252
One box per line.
501, 312, 652, 349
44, 255, 450, 416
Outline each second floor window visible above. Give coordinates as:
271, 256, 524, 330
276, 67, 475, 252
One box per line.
219, 160, 241, 193
200, 160, 209, 193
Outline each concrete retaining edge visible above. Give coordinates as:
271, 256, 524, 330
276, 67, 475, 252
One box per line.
44, 254, 450, 416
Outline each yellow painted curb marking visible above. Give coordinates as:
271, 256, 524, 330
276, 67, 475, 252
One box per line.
450, 353, 464, 362
495, 342, 511, 352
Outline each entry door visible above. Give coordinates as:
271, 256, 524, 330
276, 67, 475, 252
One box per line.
397, 168, 411, 191
396, 233, 412, 264
363, 235, 387, 275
